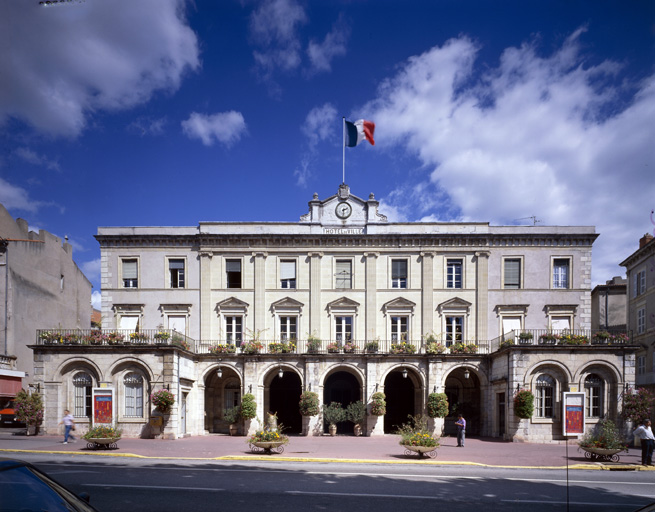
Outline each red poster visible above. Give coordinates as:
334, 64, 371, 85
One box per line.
94, 395, 112, 424
565, 406, 583, 434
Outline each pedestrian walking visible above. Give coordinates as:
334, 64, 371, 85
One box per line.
633, 418, 655, 466
455, 413, 466, 447
59, 409, 76, 444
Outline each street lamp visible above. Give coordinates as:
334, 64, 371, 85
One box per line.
278, 360, 284, 379
464, 368, 470, 379
402, 368, 408, 379
216, 359, 223, 379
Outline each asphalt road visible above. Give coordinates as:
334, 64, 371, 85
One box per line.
8, 454, 654, 512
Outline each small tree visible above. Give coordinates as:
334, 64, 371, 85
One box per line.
623, 387, 655, 425
14, 389, 43, 428
223, 407, 240, 424
513, 389, 534, 419
240, 393, 257, 421
298, 391, 320, 416
323, 402, 346, 428
426, 393, 449, 418
346, 400, 367, 426
370, 392, 386, 416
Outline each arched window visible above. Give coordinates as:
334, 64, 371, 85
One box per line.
535, 374, 555, 418
73, 372, 92, 418
585, 374, 604, 418
124, 372, 144, 417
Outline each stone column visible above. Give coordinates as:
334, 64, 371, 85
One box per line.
199, 251, 213, 341
364, 252, 379, 341
420, 252, 435, 339
252, 252, 268, 333
308, 252, 323, 336
474, 251, 490, 344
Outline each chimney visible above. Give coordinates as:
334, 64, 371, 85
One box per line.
640, 233, 654, 249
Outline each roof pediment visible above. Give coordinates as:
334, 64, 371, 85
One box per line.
327, 297, 361, 309
271, 297, 305, 309
383, 297, 416, 311
216, 297, 249, 309
438, 297, 472, 310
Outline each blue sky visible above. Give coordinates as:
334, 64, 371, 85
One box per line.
1, 0, 654, 308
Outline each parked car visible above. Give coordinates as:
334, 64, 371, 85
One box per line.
0, 458, 100, 511
0, 398, 26, 428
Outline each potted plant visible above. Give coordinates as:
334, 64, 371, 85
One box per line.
129, 332, 148, 343
390, 342, 417, 354
346, 400, 367, 436
248, 429, 289, 454
171, 338, 191, 350
224, 407, 240, 436
153, 329, 170, 342
306, 333, 321, 353
397, 415, 440, 458
299, 391, 320, 416
426, 342, 446, 355
365, 340, 379, 354
513, 389, 534, 419
323, 402, 346, 436
151, 389, 175, 413
209, 344, 237, 354
622, 387, 655, 425
518, 332, 533, 344
343, 342, 357, 353
241, 341, 263, 355
326, 342, 340, 353
539, 333, 558, 344
592, 331, 611, 344
370, 392, 386, 416
499, 339, 515, 349
83, 425, 122, 449
426, 392, 449, 418
85, 330, 107, 345
559, 334, 589, 345
450, 343, 477, 354
240, 393, 257, 422
107, 332, 124, 344
578, 419, 628, 462
610, 333, 630, 344
40, 331, 61, 344
268, 341, 296, 354
14, 389, 43, 436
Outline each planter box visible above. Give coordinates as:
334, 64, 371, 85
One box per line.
249, 440, 286, 454
85, 437, 121, 450
402, 444, 438, 458
580, 446, 623, 462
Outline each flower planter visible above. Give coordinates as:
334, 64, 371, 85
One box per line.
580, 446, 623, 462
86, 437, 121, 450
402, 444, 438, 459
249, 441, 285, 454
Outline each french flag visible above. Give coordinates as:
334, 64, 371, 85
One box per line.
345, 119, 375, 147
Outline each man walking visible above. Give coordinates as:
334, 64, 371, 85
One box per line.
59, 409, 76, 444
633, 418, 654, 466
455, 413, 466, 447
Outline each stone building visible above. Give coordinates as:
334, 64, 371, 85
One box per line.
0, 203, 92, 399
591, 276, 627, 331
31, 185, 636, 441
621, 234, 655, 393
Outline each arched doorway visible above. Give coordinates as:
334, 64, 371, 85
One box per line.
268, 370, 302, 434
444, 367, 481, 436
323, 370, 361, 434
384, 369, 416, 433
205, 366, 241, 434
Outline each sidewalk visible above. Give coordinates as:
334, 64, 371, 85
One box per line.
0, 431, 651, 469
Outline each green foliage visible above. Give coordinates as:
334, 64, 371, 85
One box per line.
346, 400, 367, 425
298, 391, 320, 416
223, 407, 241, 424
323, 402, 346, 427
450, 343, 478, 354
426, 393, 449, 418
396, 415, 439, 447
513, 389, 534, 419
83, 425, 122, 440
426, 342, 446, 355
240, 393, 257, 420
578, 419, 627, 451
14, 390, 43, 426
370, 392, 386, 416
248, 430, 288, 444
623, 387, 655, 424
306, 333, 321, 352
151, 389, 175, 412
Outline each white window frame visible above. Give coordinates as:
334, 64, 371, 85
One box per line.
446, 258, 463, 289
502, 257, 522, 289
391, 259, 408, 289
279, 259, 297, 289
445, 316, 464, 345
390, 316, 409, 342
552, 257, 571, 289
225, 315, 243, 344
73, 372, 93, 418
226, 258, 242, 289
535, 374, 555, 419
168, 257, 186, 289
584, 374, 604, 419
279, 316, 297, 341
335, 259, 353, 289
121, 258, 139, 288
123, 372, 144, 418
335, 316, 353, 342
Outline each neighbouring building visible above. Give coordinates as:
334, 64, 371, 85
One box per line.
31, 185, 636, 442
0, 203, 92, 401
591, 276, 627, 331
621, 234, 655, 393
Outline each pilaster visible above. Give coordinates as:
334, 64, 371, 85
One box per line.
364, 252, 379, 341
199, 251, 213, 340
308, 252, 323, 335
420, 252, 435, 337
253, 252, 268, 333
475, 251, 490, 342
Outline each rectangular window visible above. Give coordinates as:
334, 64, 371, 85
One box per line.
391, 316, 408, 341
280, 260, 296, 289
637, 307, 646, 334
637, 356, 646, 375
636, 270, 646, 296
280, 316, 297, 341
335, 316, 353, 342
536, 383, 554, 418
122, 259, 138, 288
225, 316, 242, 344
124, 378, 143, 418
503, 258, 521, 289
447, 259, 462, 289
553, 258, 570, 289
226, 259, 242, 289
335, 259, 352, 289
391, 259, 407, 289
445, 316, 463, 345
169, 259, 185, 288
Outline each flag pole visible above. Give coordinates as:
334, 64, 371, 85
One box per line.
342, 117, 346, 184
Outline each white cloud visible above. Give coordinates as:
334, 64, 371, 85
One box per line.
367, 31, 655, 283
81, 258, 101, 284
182, 111, 247, 147
0, 178, 39, 213
91, 290, 101, 310
14, 147, 60, 171
0, 0, 200, 137
307, 15, 349, 74
127, 116, 168, 136
302, 103, 337, 148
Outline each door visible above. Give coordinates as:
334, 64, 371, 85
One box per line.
180, 392, 187, 434
497, 392, 505, 437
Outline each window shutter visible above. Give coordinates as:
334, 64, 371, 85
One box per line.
226, 260, 241, 272
280, 260, 296, 280
505, 259, 520, 287
123, 260, 137, 279
169, 259, 184, 270
392, 260, 406, 278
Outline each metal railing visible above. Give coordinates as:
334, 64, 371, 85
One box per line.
35, 329, 195, 351
490, 329, 632, 352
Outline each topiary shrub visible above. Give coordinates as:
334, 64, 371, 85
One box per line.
426, 393, 449, 418
323, 402, 346, 427
298, 391, 320, 416
370, 392, 386, 416
513, 389, 534, 419
346, 400, 367, 426
240, 393, 257, 420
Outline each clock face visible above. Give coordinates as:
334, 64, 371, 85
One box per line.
335, 202, 352, 219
